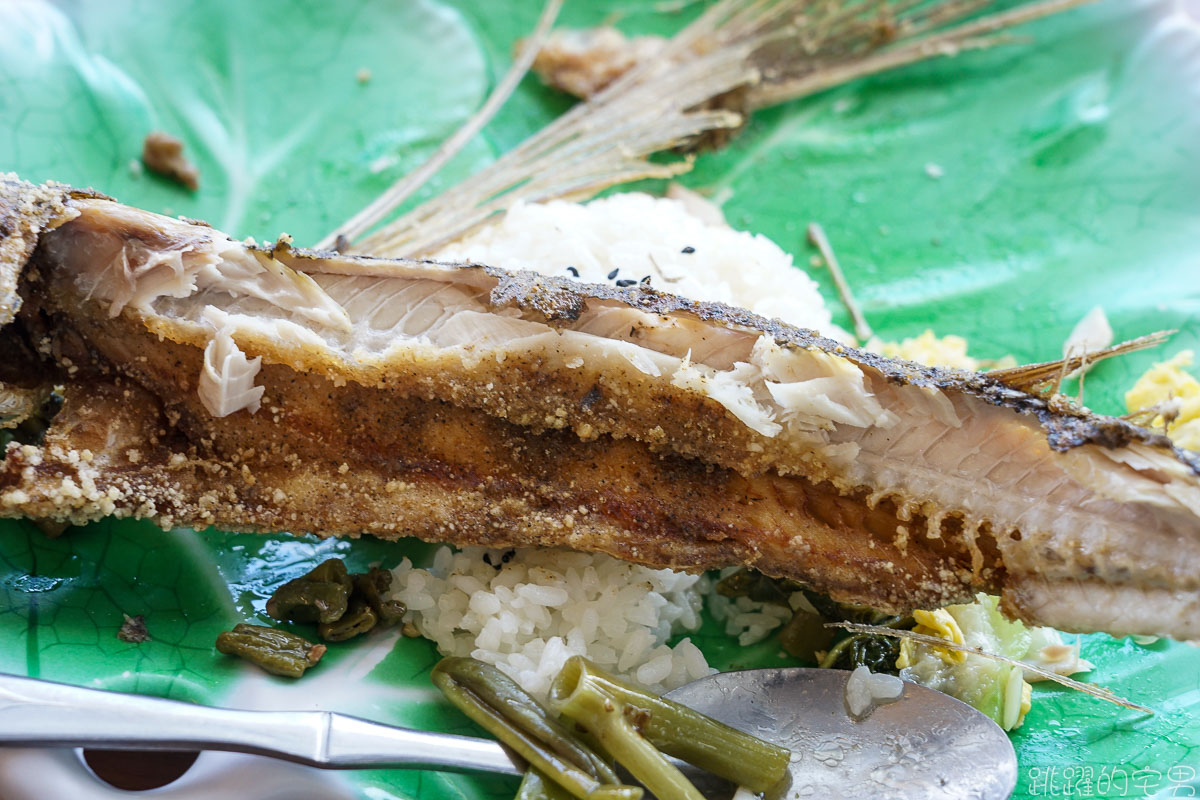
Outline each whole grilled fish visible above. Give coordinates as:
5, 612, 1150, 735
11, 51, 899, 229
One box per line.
3, 175, 1198, 640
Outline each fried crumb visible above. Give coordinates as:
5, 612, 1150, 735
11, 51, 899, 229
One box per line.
117, 613, 151, 643
142, 131, 200, 191
33, 519, 70, 538
530, 27, 666, 99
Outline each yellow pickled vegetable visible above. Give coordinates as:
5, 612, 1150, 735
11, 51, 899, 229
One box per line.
868, 329, 1016, 371
1125, 350, 1200, 452
897, 608, 966, 668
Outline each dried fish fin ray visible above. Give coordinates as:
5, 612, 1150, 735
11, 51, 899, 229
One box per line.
989, 332, 1173, 392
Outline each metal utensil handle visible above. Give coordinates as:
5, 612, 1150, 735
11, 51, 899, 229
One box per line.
0, 673, 519, 775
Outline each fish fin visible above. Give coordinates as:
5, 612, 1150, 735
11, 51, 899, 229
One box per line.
988, 331, 1174, 393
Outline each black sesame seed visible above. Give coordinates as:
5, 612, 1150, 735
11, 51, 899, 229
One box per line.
681, 246, 695, 254
501, 550, 515, 563
607, 268, 620, 280
640, 275, 651, 284
565, 266, 579, 277
615, 279, 637, 287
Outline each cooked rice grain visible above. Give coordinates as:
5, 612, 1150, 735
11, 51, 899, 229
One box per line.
390, 547, 713, 699
434, 193, 848, 340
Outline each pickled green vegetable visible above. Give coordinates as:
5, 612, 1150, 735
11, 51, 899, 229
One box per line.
717, 571, 903, 668
318, 596, 378, 642
432, 657, 640, 800
306, 559, 353, 586
263, 558, 406, 643
550, 657, 790, 797
516, 768, 577, 800
266, 558, 352, 624
215, 623, 326, 678
818, 614, 911, 673
820, 632, 902, 673
714, 568, 801, 606
353, 567, 407, 625
778, 608, 833, 661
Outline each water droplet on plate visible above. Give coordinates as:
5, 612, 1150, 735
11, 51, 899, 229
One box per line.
5, 574, 65, 593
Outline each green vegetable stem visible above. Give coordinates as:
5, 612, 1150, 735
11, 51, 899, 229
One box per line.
215, 623, 326, 678
550, 661, 702, 800
550, 657, 790, 797
516, 768, 578, 800
432, 657, 641, 800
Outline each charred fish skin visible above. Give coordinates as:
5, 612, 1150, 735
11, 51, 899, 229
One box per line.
280, 242, 1198, 473
32, 191, 1198, 484
2, 174, 1199, 641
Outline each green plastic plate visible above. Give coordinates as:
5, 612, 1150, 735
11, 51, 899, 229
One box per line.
1, 0, 1198, 797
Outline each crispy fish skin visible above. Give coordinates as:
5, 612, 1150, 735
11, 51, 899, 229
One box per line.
3, 175, 1199, 640
4, 361, 992, 616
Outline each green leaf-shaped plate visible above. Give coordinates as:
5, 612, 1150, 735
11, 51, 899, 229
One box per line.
1, 0, 1198, 797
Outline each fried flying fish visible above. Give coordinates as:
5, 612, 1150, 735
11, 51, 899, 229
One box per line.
2, 175, 1198, 640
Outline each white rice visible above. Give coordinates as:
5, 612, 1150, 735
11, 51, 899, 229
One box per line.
844, 665, 904, 720
390, 547, 714, 699
435, 193, 847, 339
707, 566, 818, 646
400, 193, 841, 698
708, 593, 793, 646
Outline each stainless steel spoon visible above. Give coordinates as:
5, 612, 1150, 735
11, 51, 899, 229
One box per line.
663, 667, 1017, 800
0, 668, 1016, 798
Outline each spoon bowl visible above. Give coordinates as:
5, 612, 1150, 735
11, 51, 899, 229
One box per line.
664, 667, 1017, 800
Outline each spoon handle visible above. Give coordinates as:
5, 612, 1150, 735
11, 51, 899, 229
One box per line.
0, 673, 520, 775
